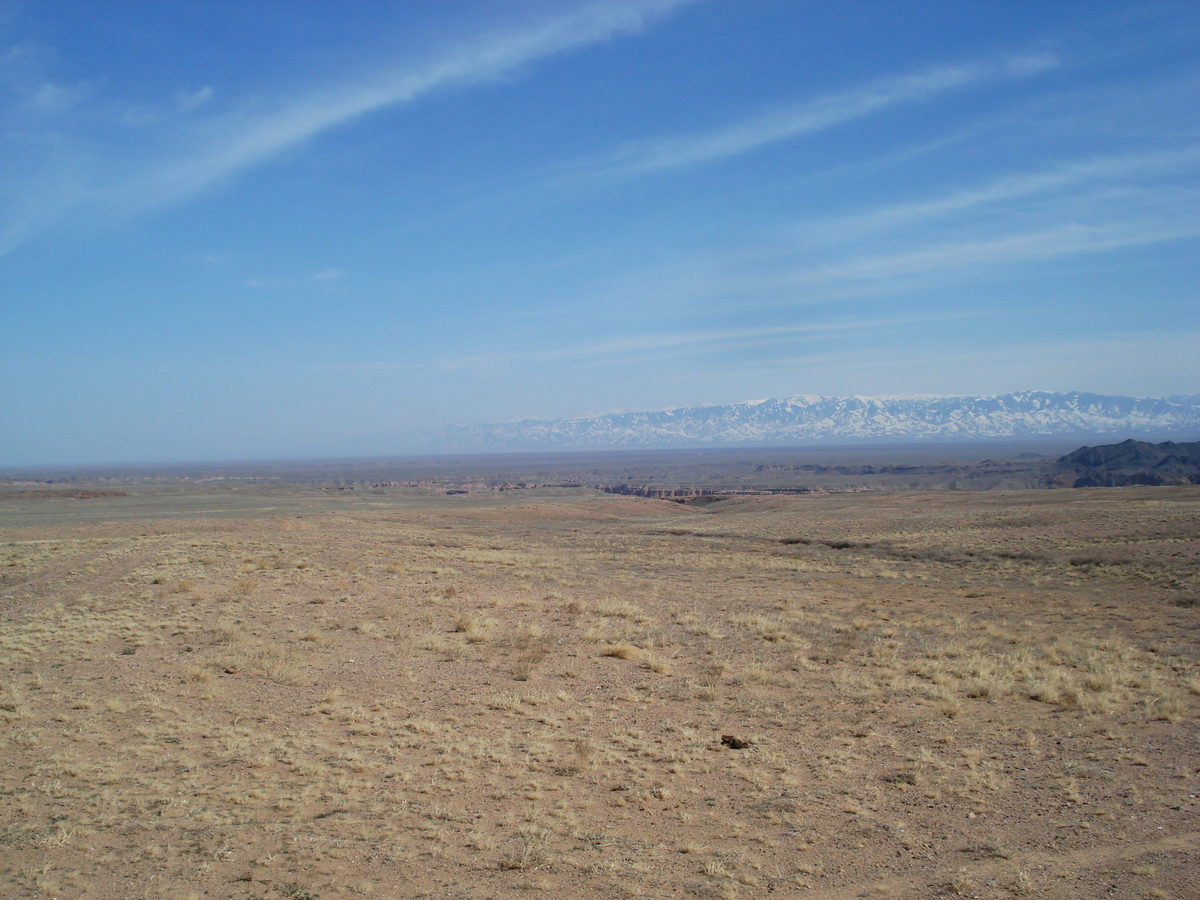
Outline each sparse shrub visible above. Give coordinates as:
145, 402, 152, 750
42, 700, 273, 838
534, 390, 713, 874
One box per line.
500, 827, 551, 870
0, 681, 23, 718
596, 599, 643, 619
212, 620, 246, 644
512, 646, 548, 681
279, 884, 320, 900
602, 643, 643, 660
182, 665, 210, 684
1149, 694, 1185, 722
556, 737, 597, 775
1005, 870, 1033, 895
1084, 670, 1117, 693
946, 870, 978, 895
454, 614, 494, 643
938, 699, 961, 718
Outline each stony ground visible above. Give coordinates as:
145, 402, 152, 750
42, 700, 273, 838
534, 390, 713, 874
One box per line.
1, 485, 1197, 899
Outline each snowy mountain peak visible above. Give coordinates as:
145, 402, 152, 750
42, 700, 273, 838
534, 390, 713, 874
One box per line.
418, 392, 1200, 452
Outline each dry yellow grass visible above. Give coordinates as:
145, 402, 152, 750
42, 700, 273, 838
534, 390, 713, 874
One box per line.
0, 484, 1197, 899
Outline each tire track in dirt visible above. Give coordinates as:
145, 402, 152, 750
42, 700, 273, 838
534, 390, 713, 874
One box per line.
0, 536, 166, 612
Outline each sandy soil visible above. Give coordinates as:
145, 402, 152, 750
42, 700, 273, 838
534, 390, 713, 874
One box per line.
1, 485, 1197, 899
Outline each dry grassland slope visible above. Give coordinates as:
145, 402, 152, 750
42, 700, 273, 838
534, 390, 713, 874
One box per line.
1, 486, 1198, 899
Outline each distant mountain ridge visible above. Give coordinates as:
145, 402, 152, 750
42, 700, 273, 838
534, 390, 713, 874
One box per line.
423, 391, 1200, 451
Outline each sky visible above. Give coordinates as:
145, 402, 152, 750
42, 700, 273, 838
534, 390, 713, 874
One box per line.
1, 0, 1198, 465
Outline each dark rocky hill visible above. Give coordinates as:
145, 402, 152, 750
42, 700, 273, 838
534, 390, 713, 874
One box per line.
1049, 439, 1200, 487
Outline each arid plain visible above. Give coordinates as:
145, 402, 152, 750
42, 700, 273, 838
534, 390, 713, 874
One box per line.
1, 463, 1198, 899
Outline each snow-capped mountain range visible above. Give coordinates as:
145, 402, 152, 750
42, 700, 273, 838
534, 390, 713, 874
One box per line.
419, 392, 1200, 452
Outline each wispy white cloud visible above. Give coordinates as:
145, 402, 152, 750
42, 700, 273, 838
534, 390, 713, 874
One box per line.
751, 330, 1200, 399
25, 80, 88, 114
0, 0, 694, 254
243, 267, 350, 289
173, 86, 214, 114
574, 52, 1059, 179
309, 268, 346, 282
327, 311, 963, 373
788, 211, 1200, 287
123, 1, 692, 213
641, 148, 1200, 305
793, 146, 1200, 245
521, 315, 928, 364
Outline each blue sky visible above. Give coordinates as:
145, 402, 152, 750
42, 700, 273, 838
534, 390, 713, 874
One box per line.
2, 0, 1198, 465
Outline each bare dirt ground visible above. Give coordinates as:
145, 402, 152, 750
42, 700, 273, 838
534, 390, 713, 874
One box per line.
1, 484, 1197, 899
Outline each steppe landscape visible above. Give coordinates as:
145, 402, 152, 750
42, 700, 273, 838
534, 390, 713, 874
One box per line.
1, 454, 1198, 899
